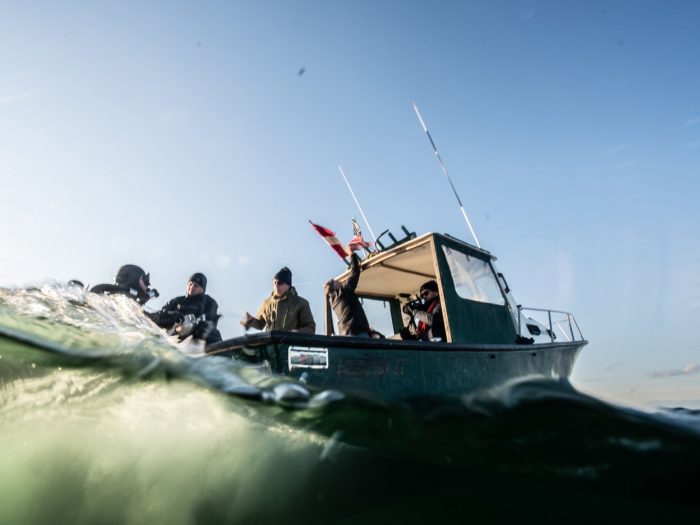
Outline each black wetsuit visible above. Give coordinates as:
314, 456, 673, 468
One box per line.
90, 264, 156, 306
148, 294, 222, 344
328, 253, 371, 336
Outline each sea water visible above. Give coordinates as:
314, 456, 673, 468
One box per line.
1, 284, 699, 524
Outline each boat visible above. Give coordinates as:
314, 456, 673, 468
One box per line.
206, 227, 587, 400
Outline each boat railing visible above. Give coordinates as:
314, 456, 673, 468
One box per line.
517, 306, 584, 343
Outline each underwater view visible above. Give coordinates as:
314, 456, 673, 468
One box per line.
2, 284, 699, 524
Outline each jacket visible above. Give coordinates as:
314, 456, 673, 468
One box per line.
148, 293, 222, 344
245, 286, 315, 334
328, 253, 371, 336
414, 299, 446, 341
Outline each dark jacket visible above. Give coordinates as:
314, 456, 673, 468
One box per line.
328, 253, 370, 336
415, 299, 446, 342
244, 287, 315, 334
148, 293, 222, 344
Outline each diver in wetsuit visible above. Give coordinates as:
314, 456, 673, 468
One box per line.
147, 272, 222, 345
90, 264, 159, 305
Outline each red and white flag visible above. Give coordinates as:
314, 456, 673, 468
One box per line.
348, 233, 372, 252
349, 218, 373, 252
309, 221, 350, 260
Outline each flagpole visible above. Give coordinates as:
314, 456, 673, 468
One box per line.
338, 165, 378, 243
412, 102, 481, 248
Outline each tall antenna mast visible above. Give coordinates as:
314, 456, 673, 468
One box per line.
338, 165, 377, 243
412, 102, 481, 248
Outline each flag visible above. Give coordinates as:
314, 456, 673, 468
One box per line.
349, 218, 373, 252
348, 233, 372, 251
309, 221, 350, 260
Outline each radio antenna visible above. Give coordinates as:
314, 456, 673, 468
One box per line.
338, 165, 377, 243
412, 102, 481, 248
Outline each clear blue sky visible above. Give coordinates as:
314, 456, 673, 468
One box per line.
2, 1, 699, 406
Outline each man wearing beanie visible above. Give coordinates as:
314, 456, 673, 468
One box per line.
401, 279, 446, 342
242, 266, 315, 334
148, 272, 222, 345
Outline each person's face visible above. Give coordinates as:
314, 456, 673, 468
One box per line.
420, 289, 438, 303
138, 276, 149, 293
187, 280, 204, 297
273, 279, 290, 296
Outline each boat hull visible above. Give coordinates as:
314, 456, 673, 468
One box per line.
207, 332, 587, 400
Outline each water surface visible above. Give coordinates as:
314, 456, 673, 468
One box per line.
1, 284, 699, 524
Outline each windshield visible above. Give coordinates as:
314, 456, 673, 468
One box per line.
442, 246, 505, 305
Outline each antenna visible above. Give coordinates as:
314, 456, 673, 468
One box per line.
412, 102, 481, 248
338, 165, 377, 243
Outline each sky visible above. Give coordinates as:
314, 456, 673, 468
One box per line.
1, 1, 699, 407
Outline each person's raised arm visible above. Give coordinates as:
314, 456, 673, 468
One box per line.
343, 252, 362, 293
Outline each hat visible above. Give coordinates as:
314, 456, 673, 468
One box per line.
116, 264, 147, 289
189, 272, 207, 292
420, 280, 438, 293
274, 267, 292, 286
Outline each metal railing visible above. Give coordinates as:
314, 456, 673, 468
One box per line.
517, 306, 584, 343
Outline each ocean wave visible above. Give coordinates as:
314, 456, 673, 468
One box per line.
2, 284, 700, 523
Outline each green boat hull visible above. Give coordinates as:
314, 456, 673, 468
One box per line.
207, 332, 586, 400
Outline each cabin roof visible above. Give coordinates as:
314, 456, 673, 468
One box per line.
333, 232, 493, 297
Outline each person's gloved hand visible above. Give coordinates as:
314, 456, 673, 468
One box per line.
165, 311, 185, 327
193, 320, 213, 340
402, 303, 415, 316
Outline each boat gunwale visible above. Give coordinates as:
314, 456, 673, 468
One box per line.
205, 330, 587, 356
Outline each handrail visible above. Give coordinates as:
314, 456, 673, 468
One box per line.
517, 306, 584, 342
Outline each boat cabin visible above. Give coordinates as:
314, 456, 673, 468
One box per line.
326, 232, 521, 345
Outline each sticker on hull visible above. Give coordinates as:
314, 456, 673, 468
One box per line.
288, 346, 329, 370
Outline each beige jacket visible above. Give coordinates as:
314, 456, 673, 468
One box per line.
245, 286, 315, 334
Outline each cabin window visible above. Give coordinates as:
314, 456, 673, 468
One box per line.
442, 246, 505, 305
358, 297, 397, 337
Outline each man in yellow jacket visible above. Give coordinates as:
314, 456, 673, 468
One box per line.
241, 267, 316, 334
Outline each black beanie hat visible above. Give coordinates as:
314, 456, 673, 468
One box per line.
420, 280, 438, 293
189, 272, 207, 292
274, 267, 292, 286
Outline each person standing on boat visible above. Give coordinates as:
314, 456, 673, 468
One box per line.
147, 272, 222, 345
324, 252, 372, 337
241, 267, 316, 334
401, 280, 446, 342
90, 264, 159, 305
